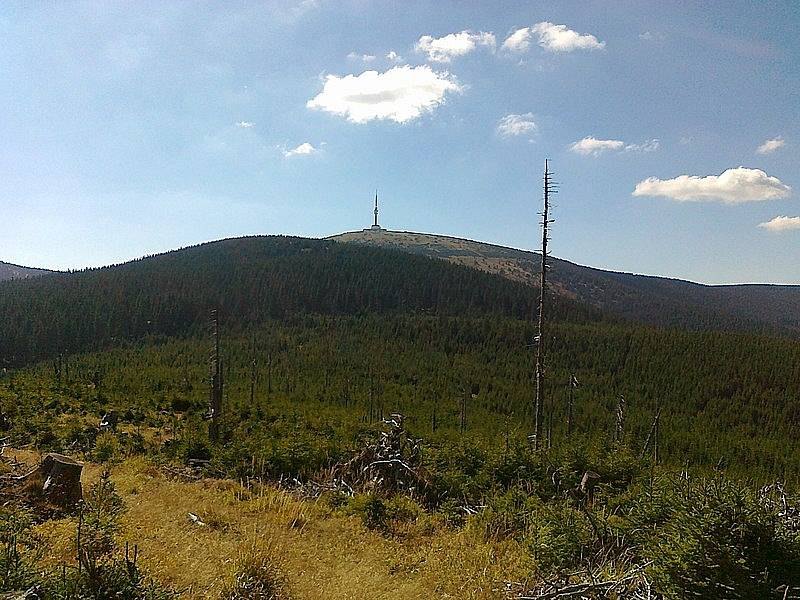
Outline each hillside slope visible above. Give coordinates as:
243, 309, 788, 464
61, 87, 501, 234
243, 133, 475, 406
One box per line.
0, 260, 52, 281
331, 229, 800, 333
0, 235, 598, 367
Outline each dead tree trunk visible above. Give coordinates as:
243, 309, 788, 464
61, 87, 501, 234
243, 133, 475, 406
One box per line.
533, 159, 554, 450
207, 309, 223, 442
567, 374, 577, 437
266, 352, 273, 398
641, 405, 662, 461
639, 405, 661, 459
249, 337, 257, 407
615, 395, 626, 442
654, 412, 660, 463
460, 389, 467, 434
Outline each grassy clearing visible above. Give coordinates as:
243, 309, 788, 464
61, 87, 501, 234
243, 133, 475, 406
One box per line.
33, 457, 530, 599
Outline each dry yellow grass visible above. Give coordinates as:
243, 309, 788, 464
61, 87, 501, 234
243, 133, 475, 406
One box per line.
33, 458, 531, 599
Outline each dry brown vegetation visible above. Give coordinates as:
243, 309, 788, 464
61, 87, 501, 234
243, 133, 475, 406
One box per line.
31, 457, 530, 599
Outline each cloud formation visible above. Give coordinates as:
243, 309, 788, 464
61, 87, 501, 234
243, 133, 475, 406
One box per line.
570, 136, 660, 156
386, 51, 404, 63
501, 28, 533, 53
758, 216, 800, 232
416, 30, 496, 62
502, 22, 605, 54
624, 139, 660, 153
306, 65, 462, 124
570, 136, 624, 155
282, 142, 319, 157
757, 137, 785, 155
633, 167, 791, 203
347, 52, 376, 63
639, 31, 665, 41
236, 121, 255, 128
497, 113, 537, 137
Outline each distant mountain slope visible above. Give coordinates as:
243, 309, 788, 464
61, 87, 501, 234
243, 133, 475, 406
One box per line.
331, 229, 800, 334
0, 236, 599, 367
0, 261, 52, 281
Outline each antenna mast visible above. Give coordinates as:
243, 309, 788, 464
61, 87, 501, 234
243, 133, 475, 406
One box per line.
374, 190, 379, 227
534, 159, 555, 450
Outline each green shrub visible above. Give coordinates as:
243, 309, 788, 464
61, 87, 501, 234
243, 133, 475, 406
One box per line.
524, 501, 594, 572
641, 477, 800, 599
0, 507, 41, 590
93, 432, 120, 463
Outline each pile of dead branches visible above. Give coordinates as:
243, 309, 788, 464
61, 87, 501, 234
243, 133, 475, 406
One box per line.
519, 563, 657, 600
760, 482, 800, 534
328, 414, 430, 500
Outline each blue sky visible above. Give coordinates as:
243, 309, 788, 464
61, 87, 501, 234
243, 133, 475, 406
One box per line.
1, 1, 798, 283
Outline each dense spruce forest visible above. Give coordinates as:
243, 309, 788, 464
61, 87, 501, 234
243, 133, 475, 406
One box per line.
0, 236, 598, 368
333, 230, 800, 334
2, 235, 799, 479
2, 235, 800, 597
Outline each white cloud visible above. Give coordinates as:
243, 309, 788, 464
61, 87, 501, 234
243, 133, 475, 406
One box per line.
386, 50, 404, 63
347, 52, 376, 63
757, 137, 785, 155
501, 28, 533, 53
415, 30, 496, 62
633, 167, 791, 203
570, 136, 625, 156
306, 65, 462, 124
502, 22, 604, 53
497, 113, 537, 138
534, 22, 605, 52
624, 139, 660, 153
639, 31, 665, 41
758, 216, 800, 232
236, 121, 255, 128
570, 136, 660, 156
282, 142, 319, 157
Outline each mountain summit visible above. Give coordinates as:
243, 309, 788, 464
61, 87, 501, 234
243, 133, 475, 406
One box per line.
330, 229, 800, 334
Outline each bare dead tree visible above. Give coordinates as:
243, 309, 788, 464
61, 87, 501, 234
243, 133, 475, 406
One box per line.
206, 309, 223, 442
567, 373, 578, 437
533, 159, 555, 450
460, 388, 467, 434
615, 394, 626, 442
367, 372, 375, 422
639, 405, 662, 464
266, 352, 273, 397
654, 410, 660, 464
249, 334, 257, 407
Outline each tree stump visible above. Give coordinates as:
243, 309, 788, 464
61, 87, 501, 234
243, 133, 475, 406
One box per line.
99, 410, 118, 432
33, 453, 83, 506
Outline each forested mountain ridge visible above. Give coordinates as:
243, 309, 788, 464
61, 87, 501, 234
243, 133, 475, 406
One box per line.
331, 229, 800, 334
4, 238, 800, 597
0, 260, 52, 281
0, 235, 599, 368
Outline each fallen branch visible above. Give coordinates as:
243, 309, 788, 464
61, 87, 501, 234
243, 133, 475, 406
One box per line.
520, 563, 653, 600
187, 512, 206, 526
